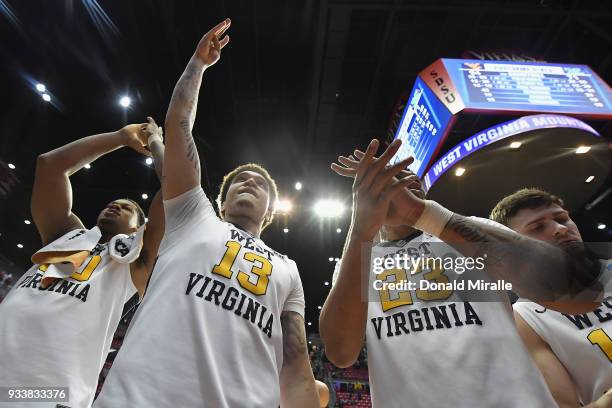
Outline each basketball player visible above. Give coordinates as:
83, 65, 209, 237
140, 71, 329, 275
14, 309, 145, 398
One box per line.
0, 117, 166, 408
94, 19, 319, 407
320, 139, 603, 407
491, 188, 612, 407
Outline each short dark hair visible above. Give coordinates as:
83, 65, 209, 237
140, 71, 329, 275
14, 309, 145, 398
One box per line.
122, 198, 146, 226
216, 163, 279, 230
490, 188, 565, 226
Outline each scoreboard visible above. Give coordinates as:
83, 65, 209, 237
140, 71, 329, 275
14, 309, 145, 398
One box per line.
391, 59, 612, 177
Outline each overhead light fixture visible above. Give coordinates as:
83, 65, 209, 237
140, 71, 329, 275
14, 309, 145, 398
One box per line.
317, 305, 322, 310
598, 223, 606, 230
314, 199, 345, 218
24, 220, 31, 225
42, 93, 51, 102
283, 228, 289, 233
36, 83, 46, 92
328, 257, 333, 262
455, 167, 466, 177
84, 164, 91, 169
8, 163, 15, 169
275, 199, 293, 214
119, 95, 131, 108
295, 182, 302, 191
145, 157, 153, 165
141, 193, 149, 200
324, 281, 329, 286
509, 141, 522, 149
307, 322, 312, 326
17, 244, 23, 248
576, 146, 590, 154
336, 228, 342, 234
585, 176, 595, 183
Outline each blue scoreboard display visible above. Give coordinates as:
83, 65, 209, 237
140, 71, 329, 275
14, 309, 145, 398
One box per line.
444, 59, 612, 115
390, 58, 612, 177
390, 77, 453, 177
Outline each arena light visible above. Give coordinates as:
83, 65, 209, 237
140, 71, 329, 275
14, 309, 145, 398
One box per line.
17, 244, 23, 248
42, 93, 51, 102
275, 199, 293, 214
295, 181, 302, 191
145, 157, 153, 165
84, 164, 91, 169
36, 83, 46, 92
24, 220, 31, 225
307, 322, 312, 326
575, 146, 590, 154
283, 228, 289, 234
334, 257, 340, 262
324, 281, 329, 286
455, 167, 466, 177
585, 176, 595, 183
317, 305, 322, 310
598, 223, 606, 230
328, 257, 333, 262
336, 228, 342, 234
145, 217, 149, 223
8, 163, 15, 169
314, 199, 345, 218
141, 193, 149, 200
119, 95, 131, 108
509, 141, 522, 149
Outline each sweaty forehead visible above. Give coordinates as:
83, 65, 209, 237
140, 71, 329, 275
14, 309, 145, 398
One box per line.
234, 170, 267, 185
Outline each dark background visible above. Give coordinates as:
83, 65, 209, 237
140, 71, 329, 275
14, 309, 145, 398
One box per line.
1, 0, 611, 333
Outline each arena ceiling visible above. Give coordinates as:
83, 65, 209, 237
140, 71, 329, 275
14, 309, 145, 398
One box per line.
1, 0, 611, 332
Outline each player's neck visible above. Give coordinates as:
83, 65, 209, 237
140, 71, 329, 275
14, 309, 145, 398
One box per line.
226, 215, 262, 238
383, 225, 420, 241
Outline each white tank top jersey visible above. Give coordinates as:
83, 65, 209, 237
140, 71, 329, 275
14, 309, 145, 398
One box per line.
94, 187, 305, 408
332, 221, 557, 408
0, 240, 137, 408
514, 259, 612, 404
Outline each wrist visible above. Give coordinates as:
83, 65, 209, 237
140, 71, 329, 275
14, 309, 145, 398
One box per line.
412, 200, 454, 237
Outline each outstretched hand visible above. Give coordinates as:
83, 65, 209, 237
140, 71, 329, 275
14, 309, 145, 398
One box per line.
331, 141, 426, 228
195, 18, 231, 68
120, 117, 163, 157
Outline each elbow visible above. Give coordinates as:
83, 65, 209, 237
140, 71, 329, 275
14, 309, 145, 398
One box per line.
324, 346, 358, 369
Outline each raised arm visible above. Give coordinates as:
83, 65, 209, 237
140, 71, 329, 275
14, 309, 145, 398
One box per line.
279, 311, 319, 408
163, 19, 230, 200
32, 125, 151, 246
131, 117, 165, 298
335, 144, 602, 315
320, 139, 412, 367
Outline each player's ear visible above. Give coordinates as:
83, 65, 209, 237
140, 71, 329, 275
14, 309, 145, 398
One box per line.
219, 201, 226, 216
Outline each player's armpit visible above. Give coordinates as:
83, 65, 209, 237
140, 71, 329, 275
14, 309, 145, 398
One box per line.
514, 311, 582, 408
31, 155, 84, 246
131, 190, 164, 298
279, 311, 319, 408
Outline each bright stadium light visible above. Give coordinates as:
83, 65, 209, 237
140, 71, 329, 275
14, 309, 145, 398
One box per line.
24, 220, 31, 225
598, 223, 606, 230
295, 182, 302, 191
145, 157, 153, 165
314, 199, 345, 218
42, 93, 51, 102
576, 146, 590, 154
119, 95, 131, 108
324, 281, 329, 286
84, 164, 91, 169
8, 163, 15, 169
275, 199, 293, 214
336, 228, 342, 234
283, 228, 289, 234
36, 83, 46, 92
455, 167, 466, 177
585, 176, 595, 183
509, 141, 522, 149
142, 193, 149, 200
17, 244, 23, 248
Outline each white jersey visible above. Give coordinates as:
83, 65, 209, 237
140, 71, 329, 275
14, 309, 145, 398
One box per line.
0, 240, 137, 408
514, 259, 612, 404
334, 222, 556, 408
94, 187, 305, 408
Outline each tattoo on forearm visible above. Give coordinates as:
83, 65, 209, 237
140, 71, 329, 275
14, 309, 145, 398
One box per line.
179, 119, 200, 171
281, 312, 307, 363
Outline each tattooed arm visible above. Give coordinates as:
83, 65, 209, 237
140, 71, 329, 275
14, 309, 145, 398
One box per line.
163, 19, 231, 200
279, 311, 319, 408
438, 215, 602, 314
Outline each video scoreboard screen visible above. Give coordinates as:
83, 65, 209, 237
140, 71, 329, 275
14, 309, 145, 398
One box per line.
389, 77, 453, 177
390, 58, 611, 177
443, 59, 612, 115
